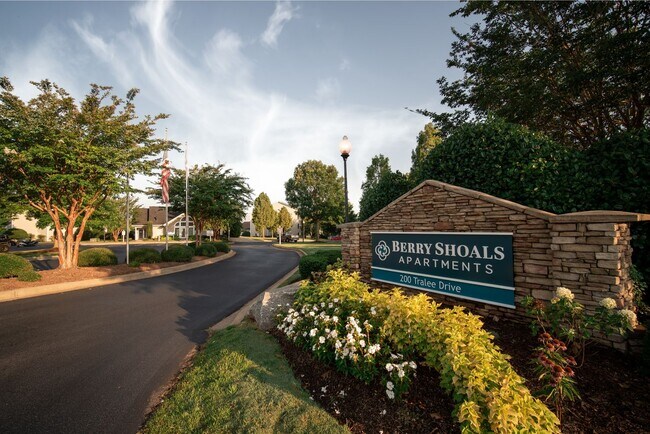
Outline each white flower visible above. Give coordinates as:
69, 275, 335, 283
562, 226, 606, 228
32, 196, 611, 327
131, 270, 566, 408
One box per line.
332, 316, 339, 323
309, 328, 317, 337
397, 369, 405, 378
330, 330, 338, 339
555, 287, 575, 300
335, 340, 342, 349
409, 361, 417, 369
619, 309, 638, 329
385, 363, 394, 372
386, 390, 395, 400
370, 306, 377, 315
359, 339, 366, 348
342, 348, 350, 357
319, 336, 326, 344
368, 344, 380, 355
321, 302, 325, 308
328, 303, 333, 309
321, 386, 328, 393
599, 298, 617, 309
386, 381, 394, 391
333, 298, 339, 303
309, 311, 315, 317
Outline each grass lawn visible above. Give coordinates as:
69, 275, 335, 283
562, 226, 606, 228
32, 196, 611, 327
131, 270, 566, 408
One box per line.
142, 321, 348, 434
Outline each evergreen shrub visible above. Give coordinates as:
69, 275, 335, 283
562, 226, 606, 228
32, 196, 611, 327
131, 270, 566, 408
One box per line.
161, 245, 194, 262
194, 243, 217, 257
78, 248, 118, 267
129, 248, 162, 264
0, 253, 34, 278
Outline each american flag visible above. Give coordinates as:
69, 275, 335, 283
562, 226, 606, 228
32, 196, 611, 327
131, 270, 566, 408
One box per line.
161, 150, 171, 203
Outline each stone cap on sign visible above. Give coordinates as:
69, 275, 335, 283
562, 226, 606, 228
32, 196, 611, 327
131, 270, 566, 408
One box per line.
550, 210, 650, 223
337, 222, 363, 229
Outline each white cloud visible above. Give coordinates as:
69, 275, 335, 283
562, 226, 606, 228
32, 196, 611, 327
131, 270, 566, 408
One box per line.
261, 1, 297, 48
315, 78, 341, 102
339, 58, 351, 71
3, 0, 430, 213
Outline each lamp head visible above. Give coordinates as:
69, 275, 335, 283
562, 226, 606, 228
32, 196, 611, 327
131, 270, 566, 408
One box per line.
339, 135, 352, 157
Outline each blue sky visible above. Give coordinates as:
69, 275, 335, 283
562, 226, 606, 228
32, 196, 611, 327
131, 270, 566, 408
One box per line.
0, 1, 471, 212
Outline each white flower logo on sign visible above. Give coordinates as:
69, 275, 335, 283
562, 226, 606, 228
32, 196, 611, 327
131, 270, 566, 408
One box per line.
375, 240, 391, 261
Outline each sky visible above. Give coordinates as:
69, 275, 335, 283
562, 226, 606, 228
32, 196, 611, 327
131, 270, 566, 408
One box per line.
0, 0, 472, 214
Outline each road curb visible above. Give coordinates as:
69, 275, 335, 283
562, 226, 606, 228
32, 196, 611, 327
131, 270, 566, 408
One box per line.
0, 251, 236, 304
210, 249, 303, 332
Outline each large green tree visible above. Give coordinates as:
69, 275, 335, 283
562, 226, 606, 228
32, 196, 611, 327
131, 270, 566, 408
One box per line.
284, 160, 344, 241
276, 206, 294, 234
0, 78, 173, 268
359, 169, 412, 221
252, 192, 276, 239
165, 164, 252, 246
421, 1, 650, 146
410, 123, 442, 182
361, 154, 391, 191
85, 195, 140, 241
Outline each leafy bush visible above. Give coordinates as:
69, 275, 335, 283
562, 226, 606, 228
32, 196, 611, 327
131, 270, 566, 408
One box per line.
78, 248, 118, 267
194, 243, 217, 257
17, 270, 42, 282
418, 117, 578, 214
129, 248, 162, 264
3, 228, 29, 240
286, 270, 559, 433
242, 230, 251, 237
161, 245, 194, 262
0, 253, 34, 278
298, 250, 342, 280
213, 242, 230, 253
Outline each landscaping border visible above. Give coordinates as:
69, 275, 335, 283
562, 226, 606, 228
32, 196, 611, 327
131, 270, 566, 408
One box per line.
0, 251, 236, 303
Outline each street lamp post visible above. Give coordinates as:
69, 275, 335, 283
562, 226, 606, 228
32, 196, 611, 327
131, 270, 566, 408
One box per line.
339, 136, 352, 223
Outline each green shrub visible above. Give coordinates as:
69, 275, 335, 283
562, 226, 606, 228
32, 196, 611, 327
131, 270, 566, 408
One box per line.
288, 270, 560, 433
78, 248, 118, 267
242, 230, 251, 237
418, 117, 578, 214
129, 248, 162, 264
17, 270, 42, 282
194, 243, 217, 257
0, 253, 34, 278
213, 242, 230, 253
3, 228, 29, 240
161, 245, 194, 262
298, 250, 342, 279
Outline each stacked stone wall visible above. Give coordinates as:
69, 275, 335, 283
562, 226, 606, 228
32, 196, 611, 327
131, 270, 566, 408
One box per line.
339, 180, 649, 350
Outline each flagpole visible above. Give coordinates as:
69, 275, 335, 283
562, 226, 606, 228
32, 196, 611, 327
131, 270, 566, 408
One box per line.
126, 172, 130, 265
185, 141, 189, 246
164, 128, 169, 251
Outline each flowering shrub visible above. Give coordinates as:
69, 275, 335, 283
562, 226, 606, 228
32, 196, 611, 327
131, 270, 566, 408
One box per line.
534, 333, 579, 425
522, 287, 637, 354
278, 292, 416, 398
280, 269, 560, 433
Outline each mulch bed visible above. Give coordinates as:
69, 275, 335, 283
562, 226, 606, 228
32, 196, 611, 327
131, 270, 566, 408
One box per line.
0, 254, 221, 291
272, 317, 650, 433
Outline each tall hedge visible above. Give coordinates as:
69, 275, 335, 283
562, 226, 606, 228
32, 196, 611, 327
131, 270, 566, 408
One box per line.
417, 118, 578, 214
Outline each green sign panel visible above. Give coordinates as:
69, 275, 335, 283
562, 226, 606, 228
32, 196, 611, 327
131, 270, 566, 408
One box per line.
371, 231, 515, 308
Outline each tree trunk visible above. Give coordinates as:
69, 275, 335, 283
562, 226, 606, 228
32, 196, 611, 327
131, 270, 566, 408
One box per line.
195, 221, 203, 246
315, 220, 320, 242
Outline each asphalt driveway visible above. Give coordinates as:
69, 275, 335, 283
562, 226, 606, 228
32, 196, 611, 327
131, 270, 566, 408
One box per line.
0, 240, 299, 433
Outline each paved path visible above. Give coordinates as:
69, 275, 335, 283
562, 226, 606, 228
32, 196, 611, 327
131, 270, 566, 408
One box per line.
0, 241, 299, 434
